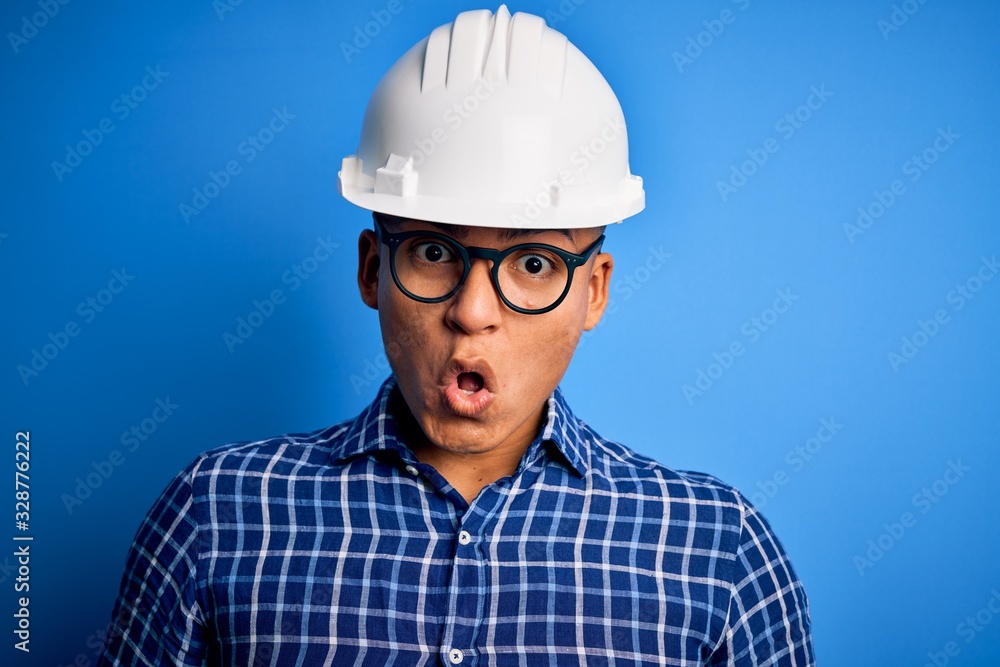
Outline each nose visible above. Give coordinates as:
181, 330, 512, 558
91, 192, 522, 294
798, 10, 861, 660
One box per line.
445, 257, 503, 334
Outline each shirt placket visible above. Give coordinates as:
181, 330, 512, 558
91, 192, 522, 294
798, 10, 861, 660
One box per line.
437, 481, 509, 666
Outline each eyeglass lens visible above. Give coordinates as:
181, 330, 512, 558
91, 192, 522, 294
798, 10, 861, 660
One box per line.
393, 235, 571, 311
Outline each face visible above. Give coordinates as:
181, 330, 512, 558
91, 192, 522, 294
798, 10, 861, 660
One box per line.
357, 216, 613, 459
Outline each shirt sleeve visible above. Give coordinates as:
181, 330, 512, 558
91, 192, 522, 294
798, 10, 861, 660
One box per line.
97, 460, 209, 666
707, 492, 815, 666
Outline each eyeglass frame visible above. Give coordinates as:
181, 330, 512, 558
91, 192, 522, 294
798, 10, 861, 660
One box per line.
372, 213, 606, 315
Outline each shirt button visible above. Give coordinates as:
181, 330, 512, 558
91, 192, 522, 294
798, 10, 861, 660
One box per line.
404, 464, 419, 476
448, 648, 464, 664
458, 530, 472, 545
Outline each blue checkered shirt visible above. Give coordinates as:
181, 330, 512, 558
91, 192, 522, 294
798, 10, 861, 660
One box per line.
99, 375, 814, 666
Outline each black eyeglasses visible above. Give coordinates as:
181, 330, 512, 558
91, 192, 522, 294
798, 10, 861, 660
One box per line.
373, 214, 604, 315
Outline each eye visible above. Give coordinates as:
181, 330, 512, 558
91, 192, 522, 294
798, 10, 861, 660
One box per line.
413, 241, 455, 263
511, 252, 556, 276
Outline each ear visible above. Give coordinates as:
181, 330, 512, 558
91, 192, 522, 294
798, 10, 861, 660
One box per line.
357, 229, 381, 310
583, 250, 613, 330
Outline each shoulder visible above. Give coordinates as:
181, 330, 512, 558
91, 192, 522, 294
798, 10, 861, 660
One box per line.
581, 427, 811, 616
575, 424, 800, 557
177, 418, 355, 490
581, 422, 746, 511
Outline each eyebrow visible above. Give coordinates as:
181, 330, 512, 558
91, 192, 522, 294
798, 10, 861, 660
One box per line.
424, 221, 576, 244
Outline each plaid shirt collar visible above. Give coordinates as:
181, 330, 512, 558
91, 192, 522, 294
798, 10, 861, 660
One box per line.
329, 374, 588, 478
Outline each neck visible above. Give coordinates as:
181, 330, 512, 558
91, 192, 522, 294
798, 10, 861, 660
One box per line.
390, 389, 546, 504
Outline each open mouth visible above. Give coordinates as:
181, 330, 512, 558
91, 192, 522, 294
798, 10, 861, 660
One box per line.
440, 361, 494, 417
457, 371, 484, 394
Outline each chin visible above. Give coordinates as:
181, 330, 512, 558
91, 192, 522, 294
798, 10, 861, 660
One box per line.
418, 411, 498, 452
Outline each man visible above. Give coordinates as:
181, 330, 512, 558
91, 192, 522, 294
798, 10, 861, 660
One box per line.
100, 5, 814, 665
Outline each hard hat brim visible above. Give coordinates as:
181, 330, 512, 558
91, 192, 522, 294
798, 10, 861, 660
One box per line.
338, 173, 643, 230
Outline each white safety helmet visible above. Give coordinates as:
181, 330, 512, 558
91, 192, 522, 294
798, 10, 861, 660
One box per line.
338, 4, 644, 230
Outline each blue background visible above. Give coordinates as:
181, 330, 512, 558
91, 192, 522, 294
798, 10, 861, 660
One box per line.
2, 0, 998, 664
